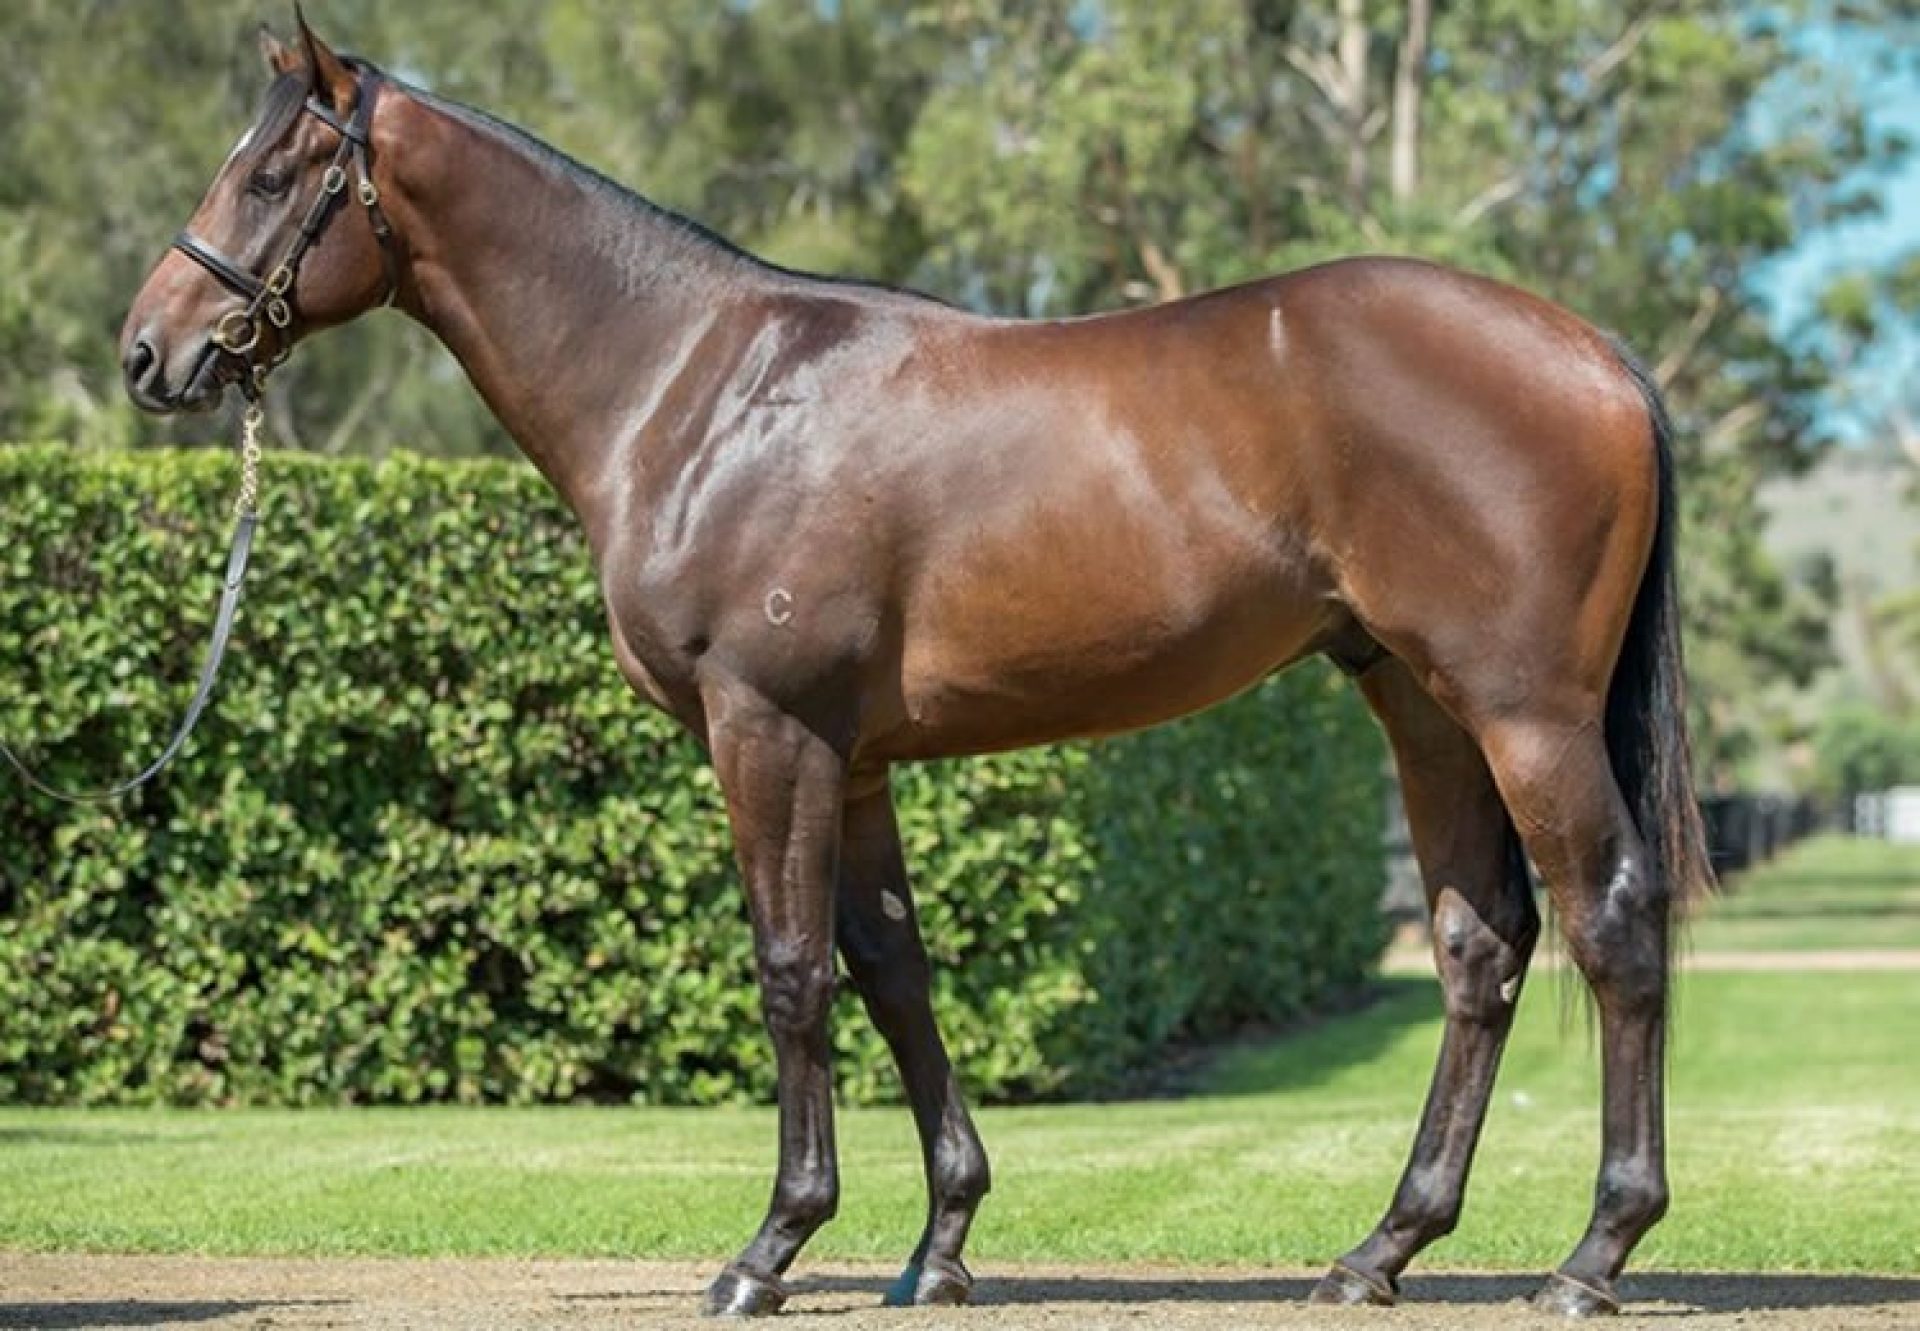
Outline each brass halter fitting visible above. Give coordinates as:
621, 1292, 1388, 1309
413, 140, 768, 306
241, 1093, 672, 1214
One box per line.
212, 309, 261, 356
169, 58, 398, 389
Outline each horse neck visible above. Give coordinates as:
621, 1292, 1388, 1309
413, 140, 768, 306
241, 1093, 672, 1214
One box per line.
382, 90, 760, 524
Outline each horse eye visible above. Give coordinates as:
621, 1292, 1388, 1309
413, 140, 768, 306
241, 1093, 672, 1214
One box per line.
248, 166, 293, 199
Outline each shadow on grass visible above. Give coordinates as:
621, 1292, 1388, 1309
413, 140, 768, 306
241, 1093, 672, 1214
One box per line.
1184, 976, 1441, 1099
0, 1128, 197, 1148
0, 1300, 342, 1329
797, 1270, 1920, 1313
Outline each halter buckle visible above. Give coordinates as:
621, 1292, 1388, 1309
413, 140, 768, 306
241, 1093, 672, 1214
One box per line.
266, 297, 292, 330
358, 176, 381, 208
212, 309, 261, 356
266, 264, 295, 297
322, 165, 347, 196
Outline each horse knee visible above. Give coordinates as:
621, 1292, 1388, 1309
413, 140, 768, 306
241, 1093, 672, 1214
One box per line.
1431, 890, 1534, 1025
1565, 855, 1669, 1012
757, 941, 836, 1034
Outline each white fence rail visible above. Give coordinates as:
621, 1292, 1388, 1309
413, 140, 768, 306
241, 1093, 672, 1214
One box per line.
1856, 787, 1920, 844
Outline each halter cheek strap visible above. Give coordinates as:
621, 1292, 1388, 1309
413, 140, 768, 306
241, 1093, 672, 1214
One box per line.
171, 60, 397, 384
301, 82, 400, 303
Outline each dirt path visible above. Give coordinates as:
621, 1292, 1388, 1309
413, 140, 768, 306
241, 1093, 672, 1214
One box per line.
2, 1255, 1915, 1330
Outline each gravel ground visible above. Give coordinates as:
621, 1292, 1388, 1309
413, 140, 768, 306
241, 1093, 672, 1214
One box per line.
2, 1255, 1916, 1331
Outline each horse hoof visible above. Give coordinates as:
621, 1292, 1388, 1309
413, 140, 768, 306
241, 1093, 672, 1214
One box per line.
703, 1265, 788, 1318
884, 1258, 973, 1307
1532, 1271, 1621, 1318
1308, 1261, 1398, 1307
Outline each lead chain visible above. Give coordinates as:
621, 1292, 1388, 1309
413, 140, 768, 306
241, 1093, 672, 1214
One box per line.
235, 403, 264, 519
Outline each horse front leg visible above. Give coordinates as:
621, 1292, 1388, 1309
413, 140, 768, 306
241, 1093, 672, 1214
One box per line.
834, 770, 991, 1306
700, 687, 848, 1318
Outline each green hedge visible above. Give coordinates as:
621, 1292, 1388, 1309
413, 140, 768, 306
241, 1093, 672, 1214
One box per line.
0, 444, 1387, 1106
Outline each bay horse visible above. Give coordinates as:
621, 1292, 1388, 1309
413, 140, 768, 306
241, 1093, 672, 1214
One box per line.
119, 17, 1711, 1319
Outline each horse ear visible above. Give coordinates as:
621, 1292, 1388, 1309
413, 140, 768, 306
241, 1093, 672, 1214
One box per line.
293, 4, 354, 110
259, 25, 300, 77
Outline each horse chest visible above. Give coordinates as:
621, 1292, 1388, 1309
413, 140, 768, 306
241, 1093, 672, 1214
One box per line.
602, 585, 706, 726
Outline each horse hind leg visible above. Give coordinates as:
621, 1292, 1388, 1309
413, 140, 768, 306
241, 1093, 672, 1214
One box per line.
1477, 712, 1671, 1317
1313, 659, 1539, 1307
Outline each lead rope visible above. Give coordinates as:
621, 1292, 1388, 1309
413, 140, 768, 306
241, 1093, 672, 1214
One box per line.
0, 401, 264, 805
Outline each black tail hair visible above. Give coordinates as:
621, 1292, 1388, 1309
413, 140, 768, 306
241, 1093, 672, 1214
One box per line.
1605, 342, 1716, 915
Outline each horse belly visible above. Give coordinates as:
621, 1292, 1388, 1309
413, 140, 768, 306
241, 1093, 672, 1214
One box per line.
857, 301, 1338, 762
881, 550, 1331, 761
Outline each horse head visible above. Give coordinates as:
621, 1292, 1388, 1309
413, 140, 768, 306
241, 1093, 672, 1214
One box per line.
120, 10, 397, 413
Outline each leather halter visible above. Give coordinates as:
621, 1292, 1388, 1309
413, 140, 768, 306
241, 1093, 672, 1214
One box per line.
172, 58, 398, 394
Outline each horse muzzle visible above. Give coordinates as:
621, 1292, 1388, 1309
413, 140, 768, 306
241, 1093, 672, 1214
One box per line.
122, 329, 230, 415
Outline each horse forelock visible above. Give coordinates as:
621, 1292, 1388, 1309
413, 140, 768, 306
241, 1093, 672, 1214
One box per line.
221, 72, 308, 172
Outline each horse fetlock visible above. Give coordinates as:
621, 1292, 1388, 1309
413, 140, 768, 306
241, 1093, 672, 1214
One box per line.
933, 1133, 991, 1208
772, 1175, 840, 1233
1595, 1161, 1669, 1235
1388, 1171, 1464, 1244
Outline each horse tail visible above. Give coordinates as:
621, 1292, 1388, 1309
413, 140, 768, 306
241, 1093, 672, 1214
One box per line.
1605, 342, 1716, 917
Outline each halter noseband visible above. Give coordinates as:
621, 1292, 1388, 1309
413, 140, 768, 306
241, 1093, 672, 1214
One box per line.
172, 58, 398, 395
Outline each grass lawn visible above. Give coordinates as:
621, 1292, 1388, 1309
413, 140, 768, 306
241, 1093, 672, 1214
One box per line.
1687, 834, 1920, 953
1, 966, 1914, 1274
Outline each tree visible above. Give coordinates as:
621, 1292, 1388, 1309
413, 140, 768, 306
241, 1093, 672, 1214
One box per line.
1813, 700, 1920, 797
1814, 245, 1920, 722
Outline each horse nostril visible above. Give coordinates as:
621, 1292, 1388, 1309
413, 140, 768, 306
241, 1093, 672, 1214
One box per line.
122, 335, 181, 412
126, 338, 159, 387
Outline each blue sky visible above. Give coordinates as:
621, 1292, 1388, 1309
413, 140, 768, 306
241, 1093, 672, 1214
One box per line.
1759, 20, 1919, 443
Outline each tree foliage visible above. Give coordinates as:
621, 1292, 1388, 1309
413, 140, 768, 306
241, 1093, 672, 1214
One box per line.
1811, 700, 1920, 798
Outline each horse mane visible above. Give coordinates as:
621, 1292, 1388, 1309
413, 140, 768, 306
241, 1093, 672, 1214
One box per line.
398, 76, 949, 308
